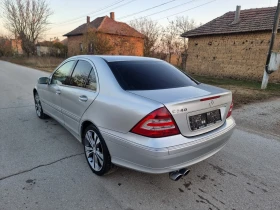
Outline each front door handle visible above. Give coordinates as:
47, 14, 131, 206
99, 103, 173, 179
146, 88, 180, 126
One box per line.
56, 89, 61, 95
79, 95, 88, 102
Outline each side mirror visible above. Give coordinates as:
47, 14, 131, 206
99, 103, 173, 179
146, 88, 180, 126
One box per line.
38, 77, 49, 84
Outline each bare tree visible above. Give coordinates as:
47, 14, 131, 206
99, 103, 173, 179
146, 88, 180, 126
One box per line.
129, 18, 161, 57
82, 29, 114, 55
1, 0, 53, 56
175, 16, 197, 70
161, 20, 178, 63
160, 16, 197, 69
175, 16, 197, 53
115, 37, 136, 55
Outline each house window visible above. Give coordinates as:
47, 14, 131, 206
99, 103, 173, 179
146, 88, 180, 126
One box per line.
88, 42, 93, 54
79, 43, 83, 52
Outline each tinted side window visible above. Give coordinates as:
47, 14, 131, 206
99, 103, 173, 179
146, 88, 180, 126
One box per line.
86, 70, 97, 91
107, 61, 198, 90
70, 60, 92, 88
51, 61, 75, 85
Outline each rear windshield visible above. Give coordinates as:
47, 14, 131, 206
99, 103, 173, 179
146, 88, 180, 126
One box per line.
107, 60, 198, 90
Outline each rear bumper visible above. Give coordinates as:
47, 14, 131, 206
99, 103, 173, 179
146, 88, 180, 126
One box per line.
100, 117, 236, 174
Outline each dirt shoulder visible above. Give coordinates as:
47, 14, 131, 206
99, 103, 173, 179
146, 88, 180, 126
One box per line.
0, 56, 63, 72
193, 75, 280, 108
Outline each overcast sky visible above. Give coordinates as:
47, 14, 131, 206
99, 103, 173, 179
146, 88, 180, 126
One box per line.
0, 0, 276, 41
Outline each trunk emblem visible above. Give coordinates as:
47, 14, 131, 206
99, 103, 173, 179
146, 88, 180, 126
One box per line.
172, 108, 187, 114
209, 100, 215, 107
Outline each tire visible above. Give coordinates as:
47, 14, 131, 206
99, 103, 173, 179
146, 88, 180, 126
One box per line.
83, 125, 112, 176
34, 91, 48, 119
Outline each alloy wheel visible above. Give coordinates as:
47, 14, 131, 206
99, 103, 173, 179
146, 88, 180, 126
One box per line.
34, 93, 42, 117
84, 130, 104, 172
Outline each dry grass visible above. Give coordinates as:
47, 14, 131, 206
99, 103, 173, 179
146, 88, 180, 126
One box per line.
193, 75, 280, 108
1, 56, 64, 72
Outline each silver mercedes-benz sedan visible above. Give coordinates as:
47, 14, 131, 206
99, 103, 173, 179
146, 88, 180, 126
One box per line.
33, 55, 235, 180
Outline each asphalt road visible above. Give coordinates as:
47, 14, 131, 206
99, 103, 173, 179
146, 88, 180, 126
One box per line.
0, 60, 280, 210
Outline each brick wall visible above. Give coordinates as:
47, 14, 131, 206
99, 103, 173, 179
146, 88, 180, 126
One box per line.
187, 32, 280, 82
67, 33, 144, 57
11, 39, 23, 55
67, 36, 83, 56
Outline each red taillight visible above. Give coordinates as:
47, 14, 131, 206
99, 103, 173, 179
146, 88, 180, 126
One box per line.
227, 101, 233, 118
131, 107, 180, 138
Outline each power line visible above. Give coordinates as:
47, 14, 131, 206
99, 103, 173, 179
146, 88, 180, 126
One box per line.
93, 0, 137, 18
133, 0, 197, 20
118, 0, 177, 20
155, 0, 216, 21
46, 0, 137, 35
46, 0, 216, 36
51, 0, 136, 28
52, 0, 127, 25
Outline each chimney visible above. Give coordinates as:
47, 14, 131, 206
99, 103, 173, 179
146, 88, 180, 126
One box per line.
232, 5, 241, 24
110, 12, 115, 20
87, 16, 90, 24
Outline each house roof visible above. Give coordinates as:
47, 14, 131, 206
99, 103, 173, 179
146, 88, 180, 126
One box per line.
63, 16, 144, 38
181, 6, 277, 38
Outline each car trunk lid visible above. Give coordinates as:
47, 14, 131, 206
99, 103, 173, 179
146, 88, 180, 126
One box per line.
129, 84, 232, 137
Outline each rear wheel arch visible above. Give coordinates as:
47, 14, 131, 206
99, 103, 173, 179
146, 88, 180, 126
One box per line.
80, 120, 99, 144
83, 124, 113, 176
80, 120, 112, 161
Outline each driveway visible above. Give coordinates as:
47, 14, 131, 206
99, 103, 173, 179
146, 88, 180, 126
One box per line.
0, 60, 279, 210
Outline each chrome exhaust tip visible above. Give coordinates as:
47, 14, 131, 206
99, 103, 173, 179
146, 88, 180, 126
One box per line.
169, 171, 182, 181
179, 168, 190, 177
169, 168, 190, 181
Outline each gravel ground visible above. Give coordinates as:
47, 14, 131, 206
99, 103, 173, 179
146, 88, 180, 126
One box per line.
233, 98, 280, 137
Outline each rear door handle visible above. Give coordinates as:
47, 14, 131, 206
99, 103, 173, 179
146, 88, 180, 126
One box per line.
79, 95, 88, 102
56, 89, 61, 95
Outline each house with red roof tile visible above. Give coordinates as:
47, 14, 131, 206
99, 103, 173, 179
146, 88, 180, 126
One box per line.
64, 12, 144, 56
0, 37, 23, 56
181, 6, 280, 82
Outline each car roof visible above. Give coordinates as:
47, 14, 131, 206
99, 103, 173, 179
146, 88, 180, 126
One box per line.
69, 55, 160, 62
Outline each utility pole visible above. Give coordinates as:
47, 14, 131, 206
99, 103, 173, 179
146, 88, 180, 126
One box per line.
261, 0, 280, 89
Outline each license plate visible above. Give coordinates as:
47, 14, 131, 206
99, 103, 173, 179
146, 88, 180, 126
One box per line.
189, 109, 222, 131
